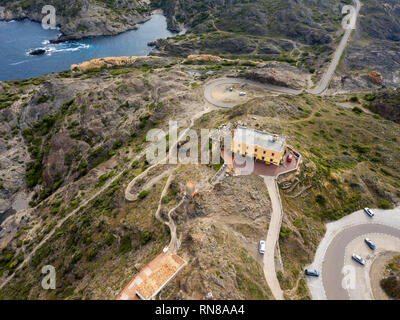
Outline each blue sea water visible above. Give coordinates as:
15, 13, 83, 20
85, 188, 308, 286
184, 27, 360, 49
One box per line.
0, 14, 175, 81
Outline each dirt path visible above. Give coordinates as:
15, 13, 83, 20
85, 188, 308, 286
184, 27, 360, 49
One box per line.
335, 101, 372, 114
153, 173, 183, 253
0, 151, 145, 291
263, 176, 285, 300
204, 78, 302, 108
125, 167, 175, 201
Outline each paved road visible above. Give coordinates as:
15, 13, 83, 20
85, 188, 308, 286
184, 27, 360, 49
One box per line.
307, 207, 400, 300
344, 233, 400, 300
310, 0, 361, 95
204, 0, 361, 104
263, 176, 285, 300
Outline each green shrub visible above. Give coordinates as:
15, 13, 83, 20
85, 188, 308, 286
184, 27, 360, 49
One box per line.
131, 160, 139, 168
86, 249, 97, 262
378, 199, 390, 209
105, 233, 114, 246
279, 226, 291, 239
37, 95, 50, 104
140, 230, 152, 246
364, 94, 375, 101
315, 194, 327, 206
138, 190, 149, 200
72, 250, 82, 263
349, 96, 358, 103
119, 235, 132, 254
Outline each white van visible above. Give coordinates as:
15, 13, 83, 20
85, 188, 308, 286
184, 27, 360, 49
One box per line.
259, 240, 266, 254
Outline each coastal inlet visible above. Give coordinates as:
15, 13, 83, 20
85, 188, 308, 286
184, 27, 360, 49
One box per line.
0, 14, 177, 81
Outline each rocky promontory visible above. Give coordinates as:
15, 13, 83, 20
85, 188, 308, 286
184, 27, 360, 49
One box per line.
0, 0, 152, 42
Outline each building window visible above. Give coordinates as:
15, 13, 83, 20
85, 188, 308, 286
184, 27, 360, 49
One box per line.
263, 151, 266, 154
246, 146, 249, 149
255, 148, 258, 152
270, 159, 273, 162
262, 157, 265, 160
272, 153, 275, 156
238, 144, 241, 147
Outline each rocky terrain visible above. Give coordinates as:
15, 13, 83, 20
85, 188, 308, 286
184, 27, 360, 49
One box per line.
339, 0, 400, 90
0, 0, 151, 41
380, 254, 400, 299
2, 0, 399, 89
0, 0, 399, 301
365, 88, 400, 124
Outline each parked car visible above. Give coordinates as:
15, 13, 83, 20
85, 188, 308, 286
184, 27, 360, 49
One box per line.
305, 269, 320, 277
363, 207, 375, 218
239, 92, 246, 96
352, 254, 366, 266
259, 240, 266, 254
364, 238, 376, 250
287, 154, 293, 162
229, 87, 233, 92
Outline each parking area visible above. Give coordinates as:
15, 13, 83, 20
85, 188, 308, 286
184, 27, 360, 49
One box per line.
221, 148, 299, 177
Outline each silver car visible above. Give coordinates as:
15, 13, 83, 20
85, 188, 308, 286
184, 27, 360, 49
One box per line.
352, 253, 366, 266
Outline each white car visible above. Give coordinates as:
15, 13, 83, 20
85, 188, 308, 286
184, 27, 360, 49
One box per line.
259, 240, 266, 254
363, 207, 374, 218
239, 92, 246, 96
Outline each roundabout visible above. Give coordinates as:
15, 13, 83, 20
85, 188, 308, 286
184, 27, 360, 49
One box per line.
307, 207, 400, 300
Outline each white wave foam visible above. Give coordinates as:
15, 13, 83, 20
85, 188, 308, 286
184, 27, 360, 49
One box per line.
24, 41, 91, 57
10, 60, 29, 66
45, 42, 91, 55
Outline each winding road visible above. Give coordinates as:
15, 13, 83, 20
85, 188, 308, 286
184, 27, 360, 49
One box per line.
204, 0, 361, 105
307, 207, 400, 300
263, 176, 285, 300
0, 0, 364, 298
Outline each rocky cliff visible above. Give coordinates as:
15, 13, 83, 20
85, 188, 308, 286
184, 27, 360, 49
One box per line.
0, 0, 151, 41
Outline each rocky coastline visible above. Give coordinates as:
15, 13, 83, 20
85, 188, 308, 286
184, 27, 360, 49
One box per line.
0, 5, 159, 44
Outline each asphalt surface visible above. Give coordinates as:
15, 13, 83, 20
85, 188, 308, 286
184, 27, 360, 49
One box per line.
263, 176, 285, 300
309, 0, 361, 94
204, 0, 361, 101
323, 224, 400, 299
307, 207, 400, 300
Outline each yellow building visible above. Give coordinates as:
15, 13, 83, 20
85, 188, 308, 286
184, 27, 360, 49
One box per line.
232, 126, 286, 166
